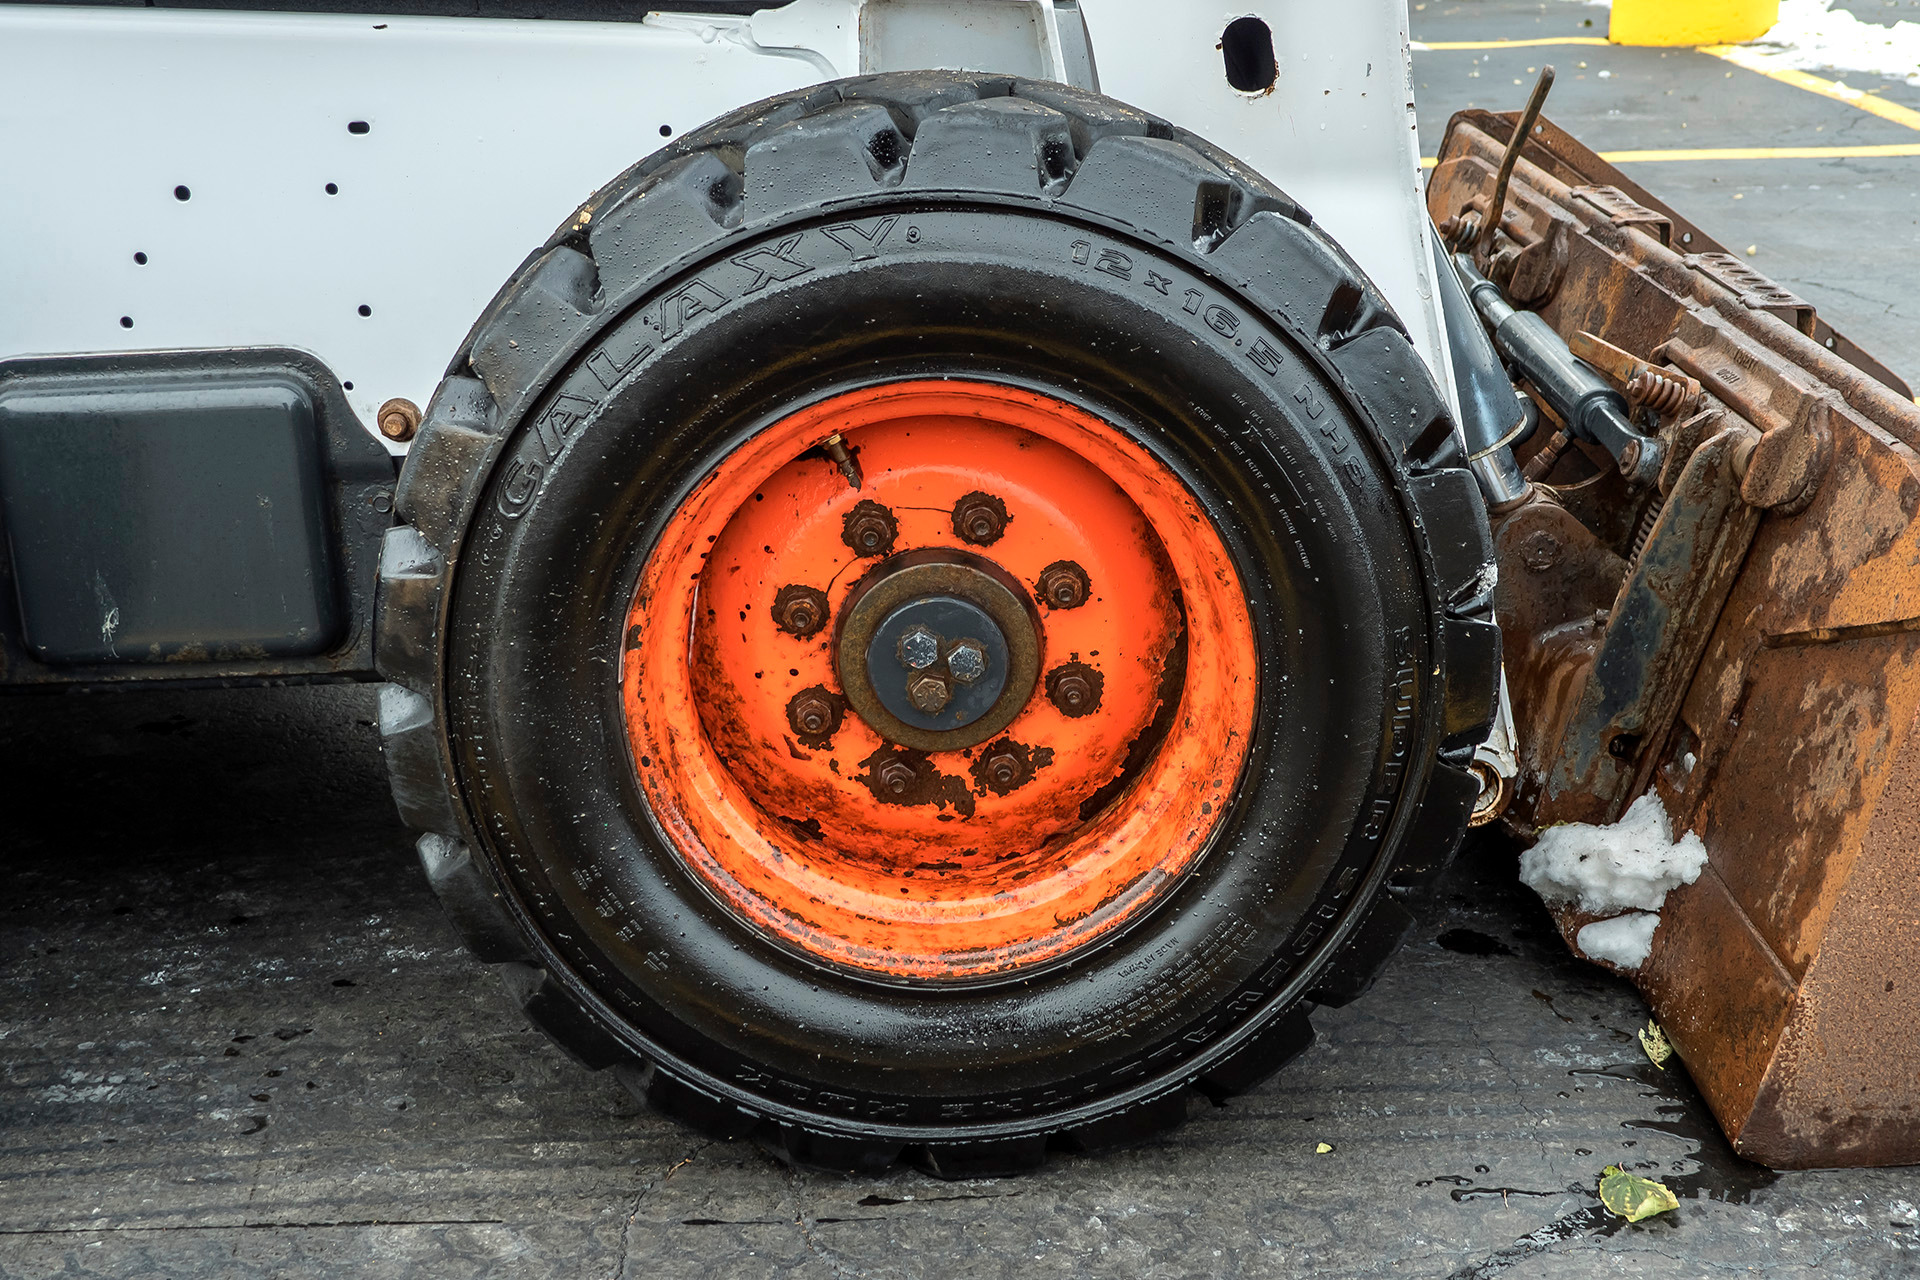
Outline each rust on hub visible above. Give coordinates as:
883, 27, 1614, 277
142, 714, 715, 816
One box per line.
951, 491, 1009, 546
785, 686, 844, 745
841, 500, 899, 559
1046, 661, 1103, 718
771, 584, 829, 638
1036, 560, 1091, 610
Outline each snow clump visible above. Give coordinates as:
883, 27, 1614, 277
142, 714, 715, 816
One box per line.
1576, 912, 1662, 970
1519, 792, 1709, 971
1520, 791, 1708, 916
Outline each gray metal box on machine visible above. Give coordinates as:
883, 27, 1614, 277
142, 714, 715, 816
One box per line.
0, 376, 339, 663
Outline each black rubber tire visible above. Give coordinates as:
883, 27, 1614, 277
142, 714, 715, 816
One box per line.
375, 72, 1497, 1177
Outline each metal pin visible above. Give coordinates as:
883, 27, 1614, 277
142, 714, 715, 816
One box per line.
822, 433, 862, 490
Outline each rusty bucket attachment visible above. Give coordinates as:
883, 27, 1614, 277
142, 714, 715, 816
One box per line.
1431, 109, 1920, 1168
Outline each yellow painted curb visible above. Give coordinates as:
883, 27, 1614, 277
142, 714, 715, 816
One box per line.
1610, 0, 1778, 47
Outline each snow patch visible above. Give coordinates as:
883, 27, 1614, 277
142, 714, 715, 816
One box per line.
1519, 791, 1708, 915
1727, 0, 1920, 89
1576, 911, 1661, 969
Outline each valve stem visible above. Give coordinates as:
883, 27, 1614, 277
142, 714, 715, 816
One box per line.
822, 433, 862, 490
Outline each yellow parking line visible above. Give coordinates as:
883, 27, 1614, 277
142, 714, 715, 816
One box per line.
1601, 143, 1920, 161
1411, 35, 1920, 135
1420, 143, 1920, 168
1412, 38, 1614, 50
1697, 46, 1920, 133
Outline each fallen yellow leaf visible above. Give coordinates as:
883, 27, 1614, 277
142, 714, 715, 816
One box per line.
1314, 1142, 1334, 1154
1639, 1020, 1674, 1069
1599, 1166, 1679, 1222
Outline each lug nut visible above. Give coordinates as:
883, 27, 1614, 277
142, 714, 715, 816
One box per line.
951, 491, 1010, 546
842, 499, 899, 558
973, 739, 1036, 795
907, 672, 952, 715
786, 688, 842, 740
1050, 673, 1093, 714
1045, 662, 1104, 719
898, 625, 941, 670
772, 584, 830, 638
946, 638, 988, 684
1036, 560, 1091, 610
876, 757, 918, 797
377, 397, 421, 443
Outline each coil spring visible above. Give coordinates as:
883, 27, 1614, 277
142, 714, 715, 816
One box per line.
1629, 368, 1692, 416
1629, 494, 1665, 567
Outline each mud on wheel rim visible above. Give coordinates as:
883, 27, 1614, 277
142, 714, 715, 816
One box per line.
625, 380, 1257, 982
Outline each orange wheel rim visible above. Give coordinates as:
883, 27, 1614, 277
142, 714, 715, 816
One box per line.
621, 381, 1258, 981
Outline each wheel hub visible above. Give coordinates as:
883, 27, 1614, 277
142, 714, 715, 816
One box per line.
621, 380, 1258, 981
837, 549, 1040, 752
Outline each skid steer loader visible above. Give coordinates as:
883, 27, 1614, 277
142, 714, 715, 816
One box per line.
1, 0, 1913, 1173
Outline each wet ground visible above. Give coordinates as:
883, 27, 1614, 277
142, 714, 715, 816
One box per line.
4, 684, 1916, 1278
7, 5, 1920, 1277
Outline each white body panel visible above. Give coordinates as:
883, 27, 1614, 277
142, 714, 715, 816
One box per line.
0, 1, 1449, 444
1083, 1, 1452, 409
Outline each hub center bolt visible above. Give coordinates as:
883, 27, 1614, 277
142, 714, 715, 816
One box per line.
946, 639, 988, 684
898, 625, 941, 670
907, 672, 953, 715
